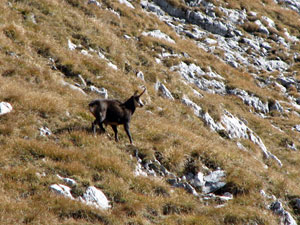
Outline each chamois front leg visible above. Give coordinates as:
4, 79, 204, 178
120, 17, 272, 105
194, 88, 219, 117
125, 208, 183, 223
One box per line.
111, 125, 119, 142
92, 120, 97, 135
124, 123, 133, 144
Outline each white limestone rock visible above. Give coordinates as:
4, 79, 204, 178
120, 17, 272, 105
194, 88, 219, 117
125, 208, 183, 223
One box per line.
57, 175, 77, 187
81, 186, 111, 210
142, 30, 175, 44
269, 201, 297, 225
155, 81, 174, 100
136, 71, 144, 80
228, 88, 269, 114
68, 39, 77, 51
87, 0, 101, 7
221, 111, 282, 167
89, 86, 108, 99
0, 102, 12, 116
50, 184, 74, 199
119, 0, 134, 9
39, 127, 52, 137
60, 79, 87, 95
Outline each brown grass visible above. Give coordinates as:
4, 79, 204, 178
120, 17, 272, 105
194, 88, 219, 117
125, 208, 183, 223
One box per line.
1, 0, 300, 224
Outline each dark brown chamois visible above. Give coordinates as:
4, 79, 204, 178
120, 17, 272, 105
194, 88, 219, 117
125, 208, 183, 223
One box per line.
89, 88, 146, 144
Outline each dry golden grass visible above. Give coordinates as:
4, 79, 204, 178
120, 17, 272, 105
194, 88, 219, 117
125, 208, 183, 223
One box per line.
1, 0, 300, 224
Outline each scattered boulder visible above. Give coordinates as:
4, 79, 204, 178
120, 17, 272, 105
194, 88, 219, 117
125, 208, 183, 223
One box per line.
80, 186, 111, 210
155, 81, 174, 100
39, 127, 52, 137
136, 71, 144, 80
0, 102, 12, 116
50, 184, 74, 199
51, 176, 110, 210
68, 39, 77, 51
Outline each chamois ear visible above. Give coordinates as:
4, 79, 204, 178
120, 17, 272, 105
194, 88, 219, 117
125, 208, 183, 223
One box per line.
133, 90, 139, 96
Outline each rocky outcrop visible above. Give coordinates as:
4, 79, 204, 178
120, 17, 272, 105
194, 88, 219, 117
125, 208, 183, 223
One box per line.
172, 62, 226, 95
134, 150, 231, 202
149, 0, 235, 37
275, 0, 300, 14
181, 96, 282, 166
269, 201, 297, 225
142, 0, 297, 74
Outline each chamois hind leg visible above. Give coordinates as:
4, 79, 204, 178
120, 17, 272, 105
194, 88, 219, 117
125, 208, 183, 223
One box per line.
111, 125, 119, 142
124, 123, 133, 144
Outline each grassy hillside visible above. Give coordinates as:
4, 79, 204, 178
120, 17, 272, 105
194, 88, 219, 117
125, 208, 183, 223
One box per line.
1, 0, 300, 224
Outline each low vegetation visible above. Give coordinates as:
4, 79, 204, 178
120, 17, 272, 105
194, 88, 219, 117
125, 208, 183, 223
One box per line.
1, 0, 300, 224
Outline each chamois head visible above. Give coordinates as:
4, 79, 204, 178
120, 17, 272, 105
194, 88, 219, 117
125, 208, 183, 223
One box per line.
133, 88, 146, 108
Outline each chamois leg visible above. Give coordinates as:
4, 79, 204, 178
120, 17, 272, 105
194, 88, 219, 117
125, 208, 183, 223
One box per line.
111, 125, 119, 142
124, 123, 133, 144
98, 122, 106, 133
92, 120, 96, 134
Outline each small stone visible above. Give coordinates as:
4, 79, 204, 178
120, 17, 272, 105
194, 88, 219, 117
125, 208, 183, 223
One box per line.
0, 102, 13, 116
50, 184, 74, 199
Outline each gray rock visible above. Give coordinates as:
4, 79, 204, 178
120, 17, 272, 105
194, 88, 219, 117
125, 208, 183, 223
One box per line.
119, 0, 134, 9
61, 79, 87, 95
269, 100, 283, 113
228, 88, 269, 114
151, 0, 233, 37
276, 76, 297, 89
141, 1, 165, 16
50, 184, 74, 199
276, 0, 300, 14
202, 170, 226, 194
0, 102, 13, 116
294, 198, 300, 209
87, 0, 101, 7
221, 110, 282, 167
155, 81, 174, 100
39, 127, 52, 137
203, 181, 226, 194
172, 62, 226, 95
269, 201, 297, 225
293, 125, 300, 132
89, 86, 108, 98
81, 186, 111, 210
57, 175, 77, 187
136, 71, 144, 80
68, 39, 77, 51
254, 20, 269, 35
142, 30, 175, 44
182, 96, 225, 131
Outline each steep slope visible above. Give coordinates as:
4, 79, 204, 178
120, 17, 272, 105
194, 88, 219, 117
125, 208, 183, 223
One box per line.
1, 0, 300, 224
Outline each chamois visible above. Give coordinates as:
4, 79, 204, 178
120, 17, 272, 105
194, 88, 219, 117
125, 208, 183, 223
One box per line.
89, 88, 146, 144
